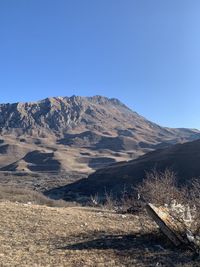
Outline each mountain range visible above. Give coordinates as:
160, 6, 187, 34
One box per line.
0, 95, 199, 173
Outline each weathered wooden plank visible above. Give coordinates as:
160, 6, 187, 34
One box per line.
146, 203, 188, 246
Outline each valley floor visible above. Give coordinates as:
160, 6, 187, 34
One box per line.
0, 202, 197, 267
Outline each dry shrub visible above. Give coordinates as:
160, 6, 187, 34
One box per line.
90, 191, 117, 210
137, 170, 200, 243
103, 191, 117, 210
0, 185, 68, 207
189, 179, 200, 211
137, 169, 187, 206
90, 187, 142, 212
188, 179, 200, 235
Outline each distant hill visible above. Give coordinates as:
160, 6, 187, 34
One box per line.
0, 95, 199, 173
48, 139, 200, 200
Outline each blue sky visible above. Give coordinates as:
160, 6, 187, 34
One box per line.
0, 0, 200, 128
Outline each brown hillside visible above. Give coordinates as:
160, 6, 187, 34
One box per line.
50, 138, 200, 200
0, 95, 199, 173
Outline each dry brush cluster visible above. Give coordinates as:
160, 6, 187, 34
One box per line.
137, 169, 200, 247
137, 170, 200, 216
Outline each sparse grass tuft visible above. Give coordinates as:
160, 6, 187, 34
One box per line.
0, 185, 69, 207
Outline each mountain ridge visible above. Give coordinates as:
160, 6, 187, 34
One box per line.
0, 95, 199, 136
0, 95, 199, 173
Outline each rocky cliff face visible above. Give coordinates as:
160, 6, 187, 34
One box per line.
0, 95, 199, 173
0, 96, 152, 135
0, 95, 199, 138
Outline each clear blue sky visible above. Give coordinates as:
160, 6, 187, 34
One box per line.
0, 0, 200, 129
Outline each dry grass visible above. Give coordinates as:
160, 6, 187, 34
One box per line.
0, 202, 198, 267
0, 185, 69, 207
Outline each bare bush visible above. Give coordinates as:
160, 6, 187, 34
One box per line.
188, 179, 200, 235
137, 169, 187, 206
103, 191, 117, 210
137, 170, 200, 250
189, 179, 200, 210
120, 186, 134, 208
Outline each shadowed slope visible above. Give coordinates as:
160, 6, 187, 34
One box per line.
1, 150, 61, 172
46, 139, 200, 200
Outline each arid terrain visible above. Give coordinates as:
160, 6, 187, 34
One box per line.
0, 96, 199, 174
0, 201, 198, 267
46, 138, 200, 201
0, 96, 200, 267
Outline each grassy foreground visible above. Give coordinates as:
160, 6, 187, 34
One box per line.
0, 202, 198, 267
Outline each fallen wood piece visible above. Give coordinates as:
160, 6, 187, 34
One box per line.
146, 203, 190, 247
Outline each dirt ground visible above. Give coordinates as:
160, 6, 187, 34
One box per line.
0, 202, 198, 267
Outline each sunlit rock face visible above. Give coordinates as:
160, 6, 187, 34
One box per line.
0, 95, 199, 173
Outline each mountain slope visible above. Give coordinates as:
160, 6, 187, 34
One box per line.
48, 138, 200, 200
0, 95, 199, 173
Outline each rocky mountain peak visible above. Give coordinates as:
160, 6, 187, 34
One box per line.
0, 95, 199, 173
0, 95, 199, 141
0, 96, 136, 136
